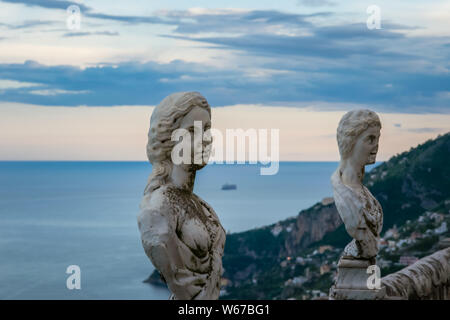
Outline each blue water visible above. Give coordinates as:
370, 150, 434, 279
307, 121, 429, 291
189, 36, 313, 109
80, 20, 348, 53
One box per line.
0, 161, 378, 299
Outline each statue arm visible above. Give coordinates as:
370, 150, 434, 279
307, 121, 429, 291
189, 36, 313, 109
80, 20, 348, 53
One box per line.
332, 171, 363, 238
202, 201, 226, 278
334, 189, 362, 238
138, 209, 206, 299
212, 226, 226, 275
194, 228, 226, 300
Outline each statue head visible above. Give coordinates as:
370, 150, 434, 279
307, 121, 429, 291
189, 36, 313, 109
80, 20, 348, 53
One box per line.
144, 92, 212, 194
337, 109, 381, 166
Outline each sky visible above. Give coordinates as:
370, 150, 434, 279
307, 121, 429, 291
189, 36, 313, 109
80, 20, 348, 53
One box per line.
0, 0, 449, 161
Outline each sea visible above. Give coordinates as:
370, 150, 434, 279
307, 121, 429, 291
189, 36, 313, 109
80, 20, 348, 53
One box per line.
0, 161, 379, 299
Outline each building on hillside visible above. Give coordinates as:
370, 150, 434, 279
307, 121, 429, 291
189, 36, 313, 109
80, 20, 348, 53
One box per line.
318, 245, 333, 254
321, 197, 334, 206
410, 232, 423, 240
320, 264, 331, 275
292, 276, 308, 287
384, 225, 399, 239
271, 224, 283, 237
379, 238, 388, 248
434, 222, 448, 235
388, 240, 397, 249
378, 258, 392, 268
430, 213, 444, 223
221, 278, 231, 287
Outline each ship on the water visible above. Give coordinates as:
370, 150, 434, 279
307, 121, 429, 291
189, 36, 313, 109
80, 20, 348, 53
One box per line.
221, 183, 237, 190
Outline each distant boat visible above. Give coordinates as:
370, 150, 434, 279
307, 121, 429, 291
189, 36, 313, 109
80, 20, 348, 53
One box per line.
221, 183, 237, 190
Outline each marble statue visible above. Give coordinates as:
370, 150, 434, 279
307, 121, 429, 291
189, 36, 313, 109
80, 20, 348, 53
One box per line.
330, 109, 386, 299
332, 109, 383, 262
137, 92, 226, 300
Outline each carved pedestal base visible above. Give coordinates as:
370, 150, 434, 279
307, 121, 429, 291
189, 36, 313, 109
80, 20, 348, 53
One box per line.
329, 257, 386, 300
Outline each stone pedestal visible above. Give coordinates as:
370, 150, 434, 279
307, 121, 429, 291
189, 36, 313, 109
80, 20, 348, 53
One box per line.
329, 257, 386, 300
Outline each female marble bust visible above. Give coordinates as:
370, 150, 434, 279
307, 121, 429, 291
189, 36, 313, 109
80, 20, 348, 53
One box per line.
137, 92, 226, 300
331, 109, 383, 262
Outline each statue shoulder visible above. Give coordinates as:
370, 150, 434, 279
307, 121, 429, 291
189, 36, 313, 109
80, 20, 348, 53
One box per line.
139, 185, 174, 212
332, 170, 353, 204
331, 169, 366, 234
137, 186, 178, 240
332, 170, 363, 206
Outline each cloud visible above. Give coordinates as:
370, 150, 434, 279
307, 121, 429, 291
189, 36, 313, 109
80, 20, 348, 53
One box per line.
157, 12, 420, 61
297, 0, 335, 7
0, 6, 448, 113
0, 19, 55, 29
163, 30, 411, 60
0, 60, 241, 106
84, 12, 169, 25
1, 0, 90, 12
63, 31, 119, 37
1, 0, 170, 25
163, 9, 331, 34
0, 59, 449, 113
0, 79, 41, 89
29, 88, 90, 95
406, 127, 441, 133
0, 2, 330, 29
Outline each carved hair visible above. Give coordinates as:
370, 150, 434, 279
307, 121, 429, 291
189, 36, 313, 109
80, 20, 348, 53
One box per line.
337, 109, 381, 159
144, 92, 211, 195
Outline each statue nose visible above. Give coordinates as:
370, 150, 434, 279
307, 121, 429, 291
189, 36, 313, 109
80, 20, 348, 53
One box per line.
202, 137, 212, 147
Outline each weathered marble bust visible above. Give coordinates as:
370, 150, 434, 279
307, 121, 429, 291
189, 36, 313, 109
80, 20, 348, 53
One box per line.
331, 109, 383, 262
137, 92, 226, 300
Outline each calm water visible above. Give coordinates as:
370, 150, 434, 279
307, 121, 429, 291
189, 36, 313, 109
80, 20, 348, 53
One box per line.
0, 161, 378, 299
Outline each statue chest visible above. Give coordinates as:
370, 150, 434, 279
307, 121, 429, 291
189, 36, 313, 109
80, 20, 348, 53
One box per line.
170, 191, 223, 257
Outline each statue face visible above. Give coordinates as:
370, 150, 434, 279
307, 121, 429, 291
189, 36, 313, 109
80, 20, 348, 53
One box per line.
177, 106, 212, 171
351, 125, 380, 165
